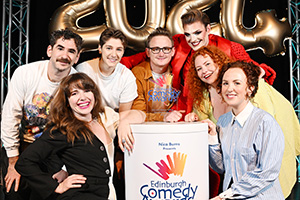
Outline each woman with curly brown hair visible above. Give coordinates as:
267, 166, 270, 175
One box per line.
185, 45, 300, 198
15, 73, 145, 200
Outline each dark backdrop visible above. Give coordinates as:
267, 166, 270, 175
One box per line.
27, 0, 291, 99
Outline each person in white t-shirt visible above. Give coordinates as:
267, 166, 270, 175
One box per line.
1, 29, 83, 200
76, 28, 137, 113
76, 27, 137, 200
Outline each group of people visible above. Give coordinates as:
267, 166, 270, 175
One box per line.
1, 8, 299, 200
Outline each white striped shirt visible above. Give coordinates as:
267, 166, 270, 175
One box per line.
209, 102, 285, 199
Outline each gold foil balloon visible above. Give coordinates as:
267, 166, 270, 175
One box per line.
221, 0, 291, 56
104, 0, 166, 51
166, 0, 222, 36
49, 0, 291, 56
49, 0, 107, 51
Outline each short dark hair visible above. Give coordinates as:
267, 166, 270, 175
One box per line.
181, 9, 210, 28
49, 29, 83, 52
217, 61, 260, 99
146, 27, 174, 47
99, 27, 127, 48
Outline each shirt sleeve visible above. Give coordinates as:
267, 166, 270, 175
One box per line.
1, 67, 27, 157
230, 115, 284, 199
209, 125, 225, 174
119, 68, 138, 103
230, 41, 276, 85
120, 51, 147, 69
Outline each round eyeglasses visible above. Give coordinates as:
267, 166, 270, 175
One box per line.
148, 47, 173, 54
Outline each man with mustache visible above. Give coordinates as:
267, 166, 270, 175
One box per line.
1, 29, 83, 200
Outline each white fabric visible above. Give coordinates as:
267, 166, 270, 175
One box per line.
100, 106, 120, 200
1, 60, 77, 157
76, 58, 137, 111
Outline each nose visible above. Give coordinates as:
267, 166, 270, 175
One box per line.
79, 91, 87, 100
111, 49, 117, 57
227, 83, 234, 91
61, 49, 70, 59
190, 34, 196, 42
158, 50, 164, 56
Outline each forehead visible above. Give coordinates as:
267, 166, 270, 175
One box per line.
223, 68, 247, 80
54, 38, 78, 51
195, 54, 211, 63
149, 35, 172, 46
183, 21, 206, 33
102, 38, 124, 48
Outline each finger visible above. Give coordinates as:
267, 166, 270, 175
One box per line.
128, 133, 135, 146
69, 183, 83, 188
119, 139, 125, 152
14, 178, 20, 192
123, 140, 132, 152
6, 179, 12, 193
178, 110, 186, 113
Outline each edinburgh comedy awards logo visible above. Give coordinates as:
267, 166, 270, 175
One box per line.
140, 152, 198, 200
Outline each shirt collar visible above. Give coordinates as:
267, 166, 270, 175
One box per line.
230, 101, 254, 127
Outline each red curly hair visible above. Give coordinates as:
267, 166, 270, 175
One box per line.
187, 45, 233, 112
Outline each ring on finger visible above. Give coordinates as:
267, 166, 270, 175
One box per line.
122, 139, 126, 144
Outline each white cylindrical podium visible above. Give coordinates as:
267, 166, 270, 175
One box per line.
125, 122, 209, 200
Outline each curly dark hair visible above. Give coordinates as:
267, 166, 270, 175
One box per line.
217, 61, 260, 99
186, 46, 232, 112
49, 28, 83, 52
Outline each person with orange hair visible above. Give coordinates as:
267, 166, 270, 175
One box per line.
120, 9, 276, 121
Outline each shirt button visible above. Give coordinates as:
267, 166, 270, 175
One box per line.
103, 157, 108, 163
100, 146, 104, 151
105, 169, 110, 175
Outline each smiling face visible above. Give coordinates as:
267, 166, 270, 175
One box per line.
47, 38, 80, 72
194, 54, 219, 87
68, 86, 95, 121
221, 68, 253, 115
146, 35, 175, 73
99, 38, 125, 75
183, 21, 211, 51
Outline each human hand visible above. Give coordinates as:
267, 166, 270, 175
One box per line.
184, 112, 199, 122
54, 174, 86, 194
52, 169, 68, 183
210, 196, 222, 200
200, 119, 217, 136
164, 110, 185, 122
118, 120, 134, 152
5, 156, 21, 192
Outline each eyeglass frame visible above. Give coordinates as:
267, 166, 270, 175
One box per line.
147, 46, 174, 54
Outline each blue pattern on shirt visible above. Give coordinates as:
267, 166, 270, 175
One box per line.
209, 105, 285, 199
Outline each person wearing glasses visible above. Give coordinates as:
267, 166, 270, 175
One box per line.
130, 28, 179, 122
120, 9, 276, 123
